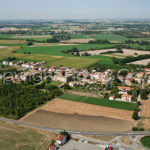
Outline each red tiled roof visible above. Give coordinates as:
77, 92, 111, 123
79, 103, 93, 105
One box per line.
55, 135, 66, 142
122, 94, 132, 98
49, 145, 56, 150
118, 86, 131, 90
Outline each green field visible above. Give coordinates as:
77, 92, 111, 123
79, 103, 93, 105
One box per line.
129, 44, 150, 50
70, 35, 91, 39
0, 121, 55, 150
0, 34, 12, 39
141, 136, 150, 148
88, 55, 125, 69
18, 44, 114, 56
92, 34, 127, 42
59, 94, 136, 111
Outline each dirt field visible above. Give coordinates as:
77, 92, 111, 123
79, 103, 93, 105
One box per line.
79, 49, 117, 56
61, 38, 94, 43
0, 120, 56, 150
127, 59, 150, 66
21, 110, 133, 132
116, 49, 150, 56
141, 98, 150, 130
35, 98, 133, 121
0, 46, 7, 48
141, 99, 150, 118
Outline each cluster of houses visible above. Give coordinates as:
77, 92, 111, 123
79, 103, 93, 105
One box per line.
49, 132, 70, 150
2, 60, 150, 103
2, 60, 45, 69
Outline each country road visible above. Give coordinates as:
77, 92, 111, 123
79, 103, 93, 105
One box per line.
0, 116, 150, 136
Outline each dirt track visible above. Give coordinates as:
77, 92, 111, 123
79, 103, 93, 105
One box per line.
21, 110, 133, 132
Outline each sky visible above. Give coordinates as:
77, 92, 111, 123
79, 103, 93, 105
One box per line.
0, 0, 150, 20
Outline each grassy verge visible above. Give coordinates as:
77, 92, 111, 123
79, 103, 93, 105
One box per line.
59, 94, 136, 111
141, 136, 150, 148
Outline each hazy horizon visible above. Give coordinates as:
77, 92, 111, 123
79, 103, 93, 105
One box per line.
0, 0, 150, 20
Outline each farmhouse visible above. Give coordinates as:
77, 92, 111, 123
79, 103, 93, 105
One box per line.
121, 94, 132, 102
49, 145, 58, 150
2, 61, 8, 65
118, 86, 131, 94
55, 135, 67, 145
109, 96, 115, 100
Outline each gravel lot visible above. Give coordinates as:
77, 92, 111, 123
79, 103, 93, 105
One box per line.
60, 140, 105, 150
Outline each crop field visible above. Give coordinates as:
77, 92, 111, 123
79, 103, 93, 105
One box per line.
48, 57, 99, 68
92, 34, 127, 42
39, 98, 133, 121
12, 35, 52, 41
18, 44, 114, 56
61, 38, 95, 43
59, 94, 136, 111
0, 46, 100, 68
0, 34, 12, 39
0, 39, 26, 44
129, 44, 150, 50
70, 35, 91, 39
21, 110, 133, 132
0, 121, 56, 150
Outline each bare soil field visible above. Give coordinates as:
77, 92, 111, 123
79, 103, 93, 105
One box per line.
116, 49, 150, 57
36, 98, 133, 121
0, 120, 56, 150
0, 46, 7, 48
141, 99, 150, 118
127, 59, 150, 66
21, 110, 133, 132
80, 49, 117, 56
141, 98, 150, 130
61, 38, 94, 43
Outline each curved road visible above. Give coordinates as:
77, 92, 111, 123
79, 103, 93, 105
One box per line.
0, 116, 150, 136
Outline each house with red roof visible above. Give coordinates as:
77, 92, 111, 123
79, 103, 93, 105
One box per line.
118, 86, 131, 94
55, 135, 67, 145
49, 145, 58, 150
121, 94, 133, 102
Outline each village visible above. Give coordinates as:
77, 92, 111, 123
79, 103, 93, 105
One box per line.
1, 59, 150, 104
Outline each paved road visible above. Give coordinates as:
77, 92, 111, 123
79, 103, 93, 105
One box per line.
0, 116, 150, 136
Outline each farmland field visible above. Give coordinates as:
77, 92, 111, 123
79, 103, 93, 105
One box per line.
0, 34, 12, 39
0, 120, 56, 150
21, 110, 133, 132
18, 44, 115, 56
92, 33, 127, 42
59, 94, 136, 111
38, 98, 133, 121
0, 39, 26, 44
12, 35, 52, 41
